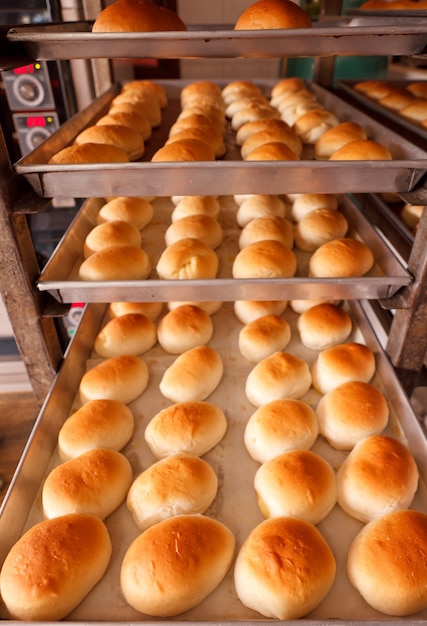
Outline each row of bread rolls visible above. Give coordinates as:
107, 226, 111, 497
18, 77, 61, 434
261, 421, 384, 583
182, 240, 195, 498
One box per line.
354, 79, 427, 128
360, 0, 427, 9
49, 80, 167, 165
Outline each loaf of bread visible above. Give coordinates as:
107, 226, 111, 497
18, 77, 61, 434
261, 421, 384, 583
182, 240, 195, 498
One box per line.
294, 208, 349, 251
74, 124, 145, 160
246, 351, 312, 407
157, 304, 213, 354
347, 510, 427, 616
48, 142, 129, 164
42, 448, 132, 520
311, 342, 376, 395
232, 240, 297, 279
239, 216, 294, 249
297, 302, 353, 350
234, 0, 312, 29
92, 0, 187, 32
79, 245, 151, 281
239, 314, 291, 362
97, 196, 153, 230
156, 238, 219, 280
234, 516, 335, 619
109, 300, 163, 320
244, 398, 318, 463
159, 346, 223, 402
127, 453, 218, 530
94, 313, 157, 357
83, 220, 142, 257
0, 514, 112, 621
255, 449, 337, 524
308, 238, 375, 278
145, 400, 227, 458
58, 398, 134, 460
120, 514, 235, 616
234, 299, 288, 324
79, 354, 149, 404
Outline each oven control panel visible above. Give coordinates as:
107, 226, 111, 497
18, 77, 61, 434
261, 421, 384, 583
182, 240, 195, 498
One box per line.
2, 61, 55, 111
12, 111, 60, 155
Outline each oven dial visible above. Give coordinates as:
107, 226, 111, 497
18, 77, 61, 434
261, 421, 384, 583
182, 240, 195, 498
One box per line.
12, 75, 45, 108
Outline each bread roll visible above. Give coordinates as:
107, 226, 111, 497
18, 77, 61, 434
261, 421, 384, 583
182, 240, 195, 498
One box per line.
314, 121, 368, 160
329, 139, 392, 161
168, 300, 222, 315
239, 314, 291, 362
109, 300, 163, 320
157, 304, 213, 354
399, 98, 427, 122
92, 0, 187, 31
83, 220, 142, 257
294, 208, 348, 251
79, 245, 151, 281
79, 354, 149, 404
347, 510, 427, 616
94, 313, 156, 358
231, 103, 280, 131
120, 514, 235, 617
378, 88, 416, 112
48, 142, 129, 164
171, 195, 220, 221
165, 214, 223, 249
239, 216, 294, 249
246, 351, 312, 407
241, 127, 303, 159
96, 110, 152, 140
58, 399, 134, 460
234, 517, 335, 619
275, 88, 318, 115
234, 0, 312, 29
292, 108, 340, 144
159, 346, 223, 402
175, 110, 225, 136
127, 453, 218, 530
354, 80, 393, 98
280, 99, 320, 127
311, 342, 375, 395
42, 448, 133, 520
234, 299, 288, 324
232, 240, 297, 279
309, 238, 375, 278
0, 514, 112, 621
290, 192, 339, 221
244, 140, 299, 161
97, 196, 153, 230
270, 77, 306, 102
222, 80, 263, 105
236, 194, 286, 227
74, 124, 145, 160
401, 203, 424, 230
316, 381, 389, 449
337, 435, 418, 523
122, 79, 168, 108
244, 398, 319, 463
235, 117, 292, 145
166, 126, 225, 158
145, 401, 227, 458
407, 81, 427, 99
108, 99, 160, 128
226, 94, 270, 119
297, 302, 352, 350
290, 298, 338, 313
180, 81, 223, 107
255, 449, 337, 524
151, 138, 215, 162
156, 238, 218, 280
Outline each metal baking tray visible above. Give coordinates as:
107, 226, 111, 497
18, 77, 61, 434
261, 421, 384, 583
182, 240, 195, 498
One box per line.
36, 193, 411, 303
1, 298, 427, 625
14, 80, 427, 198
5, 18, 427, 60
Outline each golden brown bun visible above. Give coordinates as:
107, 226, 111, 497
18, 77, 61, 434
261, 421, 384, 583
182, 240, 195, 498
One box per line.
291, 192, 339, 221
42, 448, 132, 520
255, 449, 337, 524
234, 299, 288, 324
236, 194, 286, 227
399, 98, 427, 122
329, 139, 392, 160
78, 245, 151, 281
165, 214, 223, 249
156, 238, 218, 280
292, 108, 340, 144
79, 354, 149, 404
290, 298, 338, 313
166, 126, 225, 158
294, 208, 348, 251
152, 138, 215, 162
180, 81, 223, 106
280, 99, 320, 127
270, 77, 306, 101
236, 117, 292, 145
171, 195, 220, 221
337, 435, 418, 523
145, 401, 227, 458
314, 121, 368, 160
354, 80, 393, 98
241, 127, 303, 159
159, 346, 223, 403
94, 313, 157, 357
297, 302, 352, 350
239, 216, 294, 249
96, 110, 152, 140
401, 203, 424, 229
109, 300, 163, 320
122, 79, 168, 108
232, 240, 297, 279
316, 380, 389, 450
311, 342, 376, 395
378, 88, 416, 112
127, 453, 218, 530
120, 514, 235, 616
275, 88, 318, 114
244, 399, 319, 463
238, 314, 291, 362
309, 237, 375, 278
58, 399, 134, 461
97, 196, 153, 230
234, 516, 335, 619
407, 81, 427, 99
168, 300, 222, 315
92, 0, 187, 32
226, 94, 270, 119
157, 304, 213, 354
231, 102, 280, 131
347, 510, 427, 616
222, 80, 263, 105
246, 351, 312, 406
74, 124, 144, 160
0, 514, 112, 621
244, 140, 299, 161
48, 142, 129, 164
83, 220, 142, 257
234, 0, 312, 29
175, 110, 225, 135
110, 91, 162, 127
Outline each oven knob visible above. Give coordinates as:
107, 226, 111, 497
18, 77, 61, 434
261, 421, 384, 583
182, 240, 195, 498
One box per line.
26, 126, 51, 151
12, 75, 45, 108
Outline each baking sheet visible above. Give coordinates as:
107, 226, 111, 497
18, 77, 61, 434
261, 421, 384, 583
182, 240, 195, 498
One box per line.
1, 298, 427, 625
36, 194, 410, 303
14, 80, 427, 198
5, 18, 427, 60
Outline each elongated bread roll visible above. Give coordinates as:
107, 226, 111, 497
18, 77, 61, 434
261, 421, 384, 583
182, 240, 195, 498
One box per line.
0, 514, 112, 621
159, 346, 223, 402
74, 124, 145, 160
97, 196, 153, 230
156, 238, 219, 280
79, 245, 151, 281
308, 238, 375, 278
79, 354, 149, 404
83, 220, 142, 257
48, 142, 129, 164
238, 314, 291, 362
157, 304, 213, 354
94, 313, 157, 357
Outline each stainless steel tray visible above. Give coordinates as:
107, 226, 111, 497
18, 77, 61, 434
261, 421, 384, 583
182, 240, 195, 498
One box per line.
36, 194, 410, 303
14, 80, 427, 198
6, 18, 427, 60
1, 298, 427, 625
